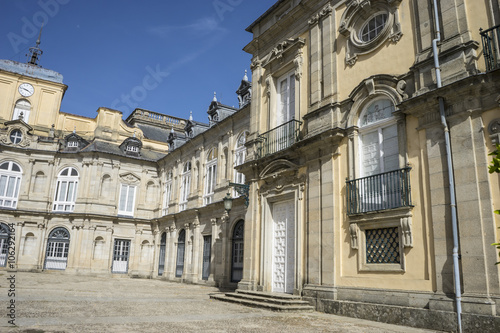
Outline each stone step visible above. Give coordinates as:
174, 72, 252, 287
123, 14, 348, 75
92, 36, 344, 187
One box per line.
209, 290, 314, 313
227, 291, 311, 306
235, 289, 303, 300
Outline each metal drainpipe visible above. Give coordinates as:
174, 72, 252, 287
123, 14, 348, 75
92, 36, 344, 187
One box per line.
432, 1, 462, 332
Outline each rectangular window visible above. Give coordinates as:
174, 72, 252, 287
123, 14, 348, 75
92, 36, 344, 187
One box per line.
203, 162, 217, 205
53, 180, 78, 212
365, 227, 400, 264
202, 235, 211, 280
179, 174, 191, 212
0, 174, 21, 208
162, 181, 172, 215
277, 72, 295, 127
118, 184, 136, 216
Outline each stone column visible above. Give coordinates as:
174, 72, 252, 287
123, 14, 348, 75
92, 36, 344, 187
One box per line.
448, 113, 499, 315
238, 180, 260, 291
210, 218, 218, 281
191, 220, 200, 283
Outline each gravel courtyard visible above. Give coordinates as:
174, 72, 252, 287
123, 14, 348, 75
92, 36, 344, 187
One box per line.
0, 271, 441, 332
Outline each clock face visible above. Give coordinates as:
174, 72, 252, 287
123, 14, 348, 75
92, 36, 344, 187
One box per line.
18, 83, 34, 97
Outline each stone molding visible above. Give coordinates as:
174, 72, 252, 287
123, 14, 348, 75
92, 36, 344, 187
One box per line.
339, 0, 403, 66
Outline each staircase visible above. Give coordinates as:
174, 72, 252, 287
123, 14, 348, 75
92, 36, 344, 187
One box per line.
210, 289, 315, 312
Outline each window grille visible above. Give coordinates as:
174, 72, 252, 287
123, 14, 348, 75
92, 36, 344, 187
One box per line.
366, 227, 400, 264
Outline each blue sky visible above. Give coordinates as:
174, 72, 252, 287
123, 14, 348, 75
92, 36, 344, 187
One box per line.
1, 0, 277, 122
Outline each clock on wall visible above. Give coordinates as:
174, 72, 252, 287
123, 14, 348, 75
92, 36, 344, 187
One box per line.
18, 83, 34, 97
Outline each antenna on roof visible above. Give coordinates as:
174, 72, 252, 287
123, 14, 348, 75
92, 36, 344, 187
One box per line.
27, 24, 44, 66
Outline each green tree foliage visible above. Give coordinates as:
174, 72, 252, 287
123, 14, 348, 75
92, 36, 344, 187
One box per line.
489, 144, 500, 264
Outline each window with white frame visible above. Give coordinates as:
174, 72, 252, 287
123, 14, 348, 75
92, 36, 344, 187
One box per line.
357, 98, 400, 211
179, 162, 191, 211
358, 98, 398, 177
0, 161, 22, 209
118, 183, 136, 216
203, 148, 217, 205
53, 167, 79, 212
277, 72, 295, 127
126, 145, 139, 153
359, 12, 388, 43
12, 99, 31, 123
162, 172, 173, 215
67, 140, 78, 148
233, 131, 248, 196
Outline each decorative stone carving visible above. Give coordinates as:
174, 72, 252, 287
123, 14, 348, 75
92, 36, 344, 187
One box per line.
294, 48, 303, 80
260, 38, 306, 68
488, 118, 500, 145
119, 172, 140, 184
349, 223, 359, 249
339, 0, 403, 66
265, 74, 272, 97
401, 217, 413, 248
308, 3, 333, 25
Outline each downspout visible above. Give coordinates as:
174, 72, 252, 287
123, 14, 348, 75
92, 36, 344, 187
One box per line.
432, 1, 462, 332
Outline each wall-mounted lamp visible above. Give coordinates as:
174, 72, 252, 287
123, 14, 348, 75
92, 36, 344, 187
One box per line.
229, 182, 250, 207
223, 192, 233, 212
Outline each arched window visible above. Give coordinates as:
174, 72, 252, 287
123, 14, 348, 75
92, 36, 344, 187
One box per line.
231, 220, 244, 283
203, 148, 217, 205
0, 223, 10, 267
358, 98, 398, 177
12, 99, 31, 123
234, 131, 248, 195
175, 229, 185, 277
158, 232, 167, 276
0, 161, 22, 209
357, 98, 401, 211
162, 172, 173, 216
53, 167, 79, 212
44, 227, 70, 270
179, 162, 191, 211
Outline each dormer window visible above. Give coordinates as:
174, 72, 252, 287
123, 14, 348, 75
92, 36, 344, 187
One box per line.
67, 140, 78, 148
126, 145, 139, 153
120, 137, 142, 156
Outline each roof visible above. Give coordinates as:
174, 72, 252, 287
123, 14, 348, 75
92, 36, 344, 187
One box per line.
135, 123, 171, 143
80, 140, 165, 161
0, 59, 63, 84
246, 0, 286, 32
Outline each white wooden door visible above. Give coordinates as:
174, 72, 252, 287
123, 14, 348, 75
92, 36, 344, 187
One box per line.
112, 239, 130, 273
272, 200, 295, 293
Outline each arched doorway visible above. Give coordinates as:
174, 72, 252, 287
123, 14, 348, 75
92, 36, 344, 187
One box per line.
44, 227, 70, 270
175, 230, 185, 278
231, 220, 244, 283
0, 223, 10, 267
158, 232, 166, 276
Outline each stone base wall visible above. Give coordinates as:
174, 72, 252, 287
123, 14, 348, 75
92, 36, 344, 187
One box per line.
302, 296, 500, 332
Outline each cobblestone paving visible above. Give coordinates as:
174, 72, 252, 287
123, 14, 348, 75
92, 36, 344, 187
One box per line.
0, 272, 442, 333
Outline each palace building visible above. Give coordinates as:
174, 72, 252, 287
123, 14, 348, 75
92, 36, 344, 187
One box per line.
1, 0, 500, 331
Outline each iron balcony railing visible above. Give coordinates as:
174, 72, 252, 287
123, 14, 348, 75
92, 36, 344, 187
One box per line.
480, 24, 500, 71
346, 167, 412, 215
257, 119, 302, 158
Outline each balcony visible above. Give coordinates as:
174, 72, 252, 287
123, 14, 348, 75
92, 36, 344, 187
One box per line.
257, 119, 302, 158
480, 25, 500, 71
346, 167, 412, 215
